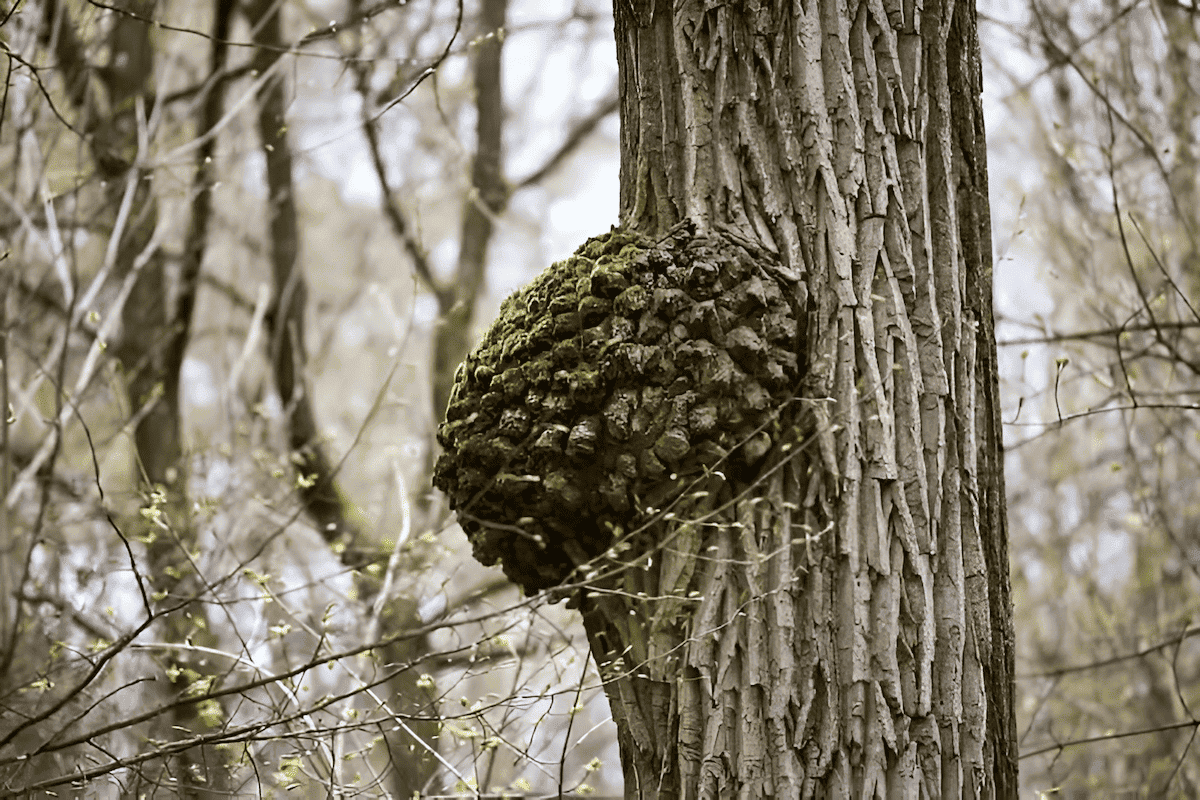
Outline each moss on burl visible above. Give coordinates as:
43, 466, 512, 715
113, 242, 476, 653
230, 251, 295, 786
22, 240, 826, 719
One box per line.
433, 225, 804, 594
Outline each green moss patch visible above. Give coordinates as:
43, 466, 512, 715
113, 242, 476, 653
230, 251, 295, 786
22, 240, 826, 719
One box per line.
434, 226, 803, 594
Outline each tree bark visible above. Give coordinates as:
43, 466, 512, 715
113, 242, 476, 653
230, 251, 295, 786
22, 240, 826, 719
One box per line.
579, 1, 1018, 796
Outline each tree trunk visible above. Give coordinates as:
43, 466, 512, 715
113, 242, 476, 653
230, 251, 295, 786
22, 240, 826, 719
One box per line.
247, 0, 359, 554
432, 0, 510, 430
432, 0, 1016, 795
580, 1, 1017, 796
245, 4, 443, 795
80, 3, 232, 794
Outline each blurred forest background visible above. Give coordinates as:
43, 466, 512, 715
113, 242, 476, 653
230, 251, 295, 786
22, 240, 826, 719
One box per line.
0, 0, 1197, 797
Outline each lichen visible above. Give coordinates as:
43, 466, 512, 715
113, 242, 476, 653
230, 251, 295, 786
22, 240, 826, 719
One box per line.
433, 225, 805, 594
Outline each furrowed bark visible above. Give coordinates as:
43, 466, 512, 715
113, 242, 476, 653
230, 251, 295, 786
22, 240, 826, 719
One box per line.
588, 0, 1017, 795
436, 0, 1016, 796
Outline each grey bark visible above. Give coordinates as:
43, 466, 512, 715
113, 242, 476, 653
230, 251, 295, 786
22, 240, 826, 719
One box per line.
433, 0, 1017, 796
580, 0, 1018, 796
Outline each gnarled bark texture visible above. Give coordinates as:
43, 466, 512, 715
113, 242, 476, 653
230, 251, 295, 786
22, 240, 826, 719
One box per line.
436, 0, 1016, 797
595, 0, 1015, 796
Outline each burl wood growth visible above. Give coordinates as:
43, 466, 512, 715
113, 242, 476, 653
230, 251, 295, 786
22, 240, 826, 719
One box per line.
436, 0, 1016, 797
434, 227, 804, 592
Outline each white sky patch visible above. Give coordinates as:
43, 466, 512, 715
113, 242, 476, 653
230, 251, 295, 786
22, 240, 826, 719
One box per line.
1068, 540, 1090, 573
413, 293, 440, 325
182, 358, 218, 408
238, 148, 267, 198
303, 92, 383, 204
201, 459, 232, 498
546, 172, 618, 258
338, 318, 369, 348
430, 237, 459, 283
338, 153, 383, 205
1095, 530, 1132, 588
260, 391, 283, 420
1023, 558, 1046, 588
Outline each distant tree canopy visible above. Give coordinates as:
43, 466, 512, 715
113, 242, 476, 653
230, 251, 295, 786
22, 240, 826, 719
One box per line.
0, 1, 623, 796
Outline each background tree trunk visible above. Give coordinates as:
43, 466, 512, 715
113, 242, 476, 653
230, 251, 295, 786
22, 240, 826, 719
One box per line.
247, 0, 358, 554
580, 1, 1018, 796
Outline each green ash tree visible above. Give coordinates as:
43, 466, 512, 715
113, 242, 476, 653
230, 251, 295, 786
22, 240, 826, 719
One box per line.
433, 0, 1019, 797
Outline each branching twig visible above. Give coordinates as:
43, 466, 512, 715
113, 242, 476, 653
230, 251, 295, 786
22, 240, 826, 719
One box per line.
513, 91, 619, 191
1021, 720, 1199, 761
998, 320, 1200, 346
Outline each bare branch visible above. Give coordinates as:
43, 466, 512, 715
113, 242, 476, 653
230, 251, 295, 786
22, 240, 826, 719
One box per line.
359, 105, 447, 300
1021, 720, 1200, 761
998, 320, 1200, 346
513, 90, 619, 191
